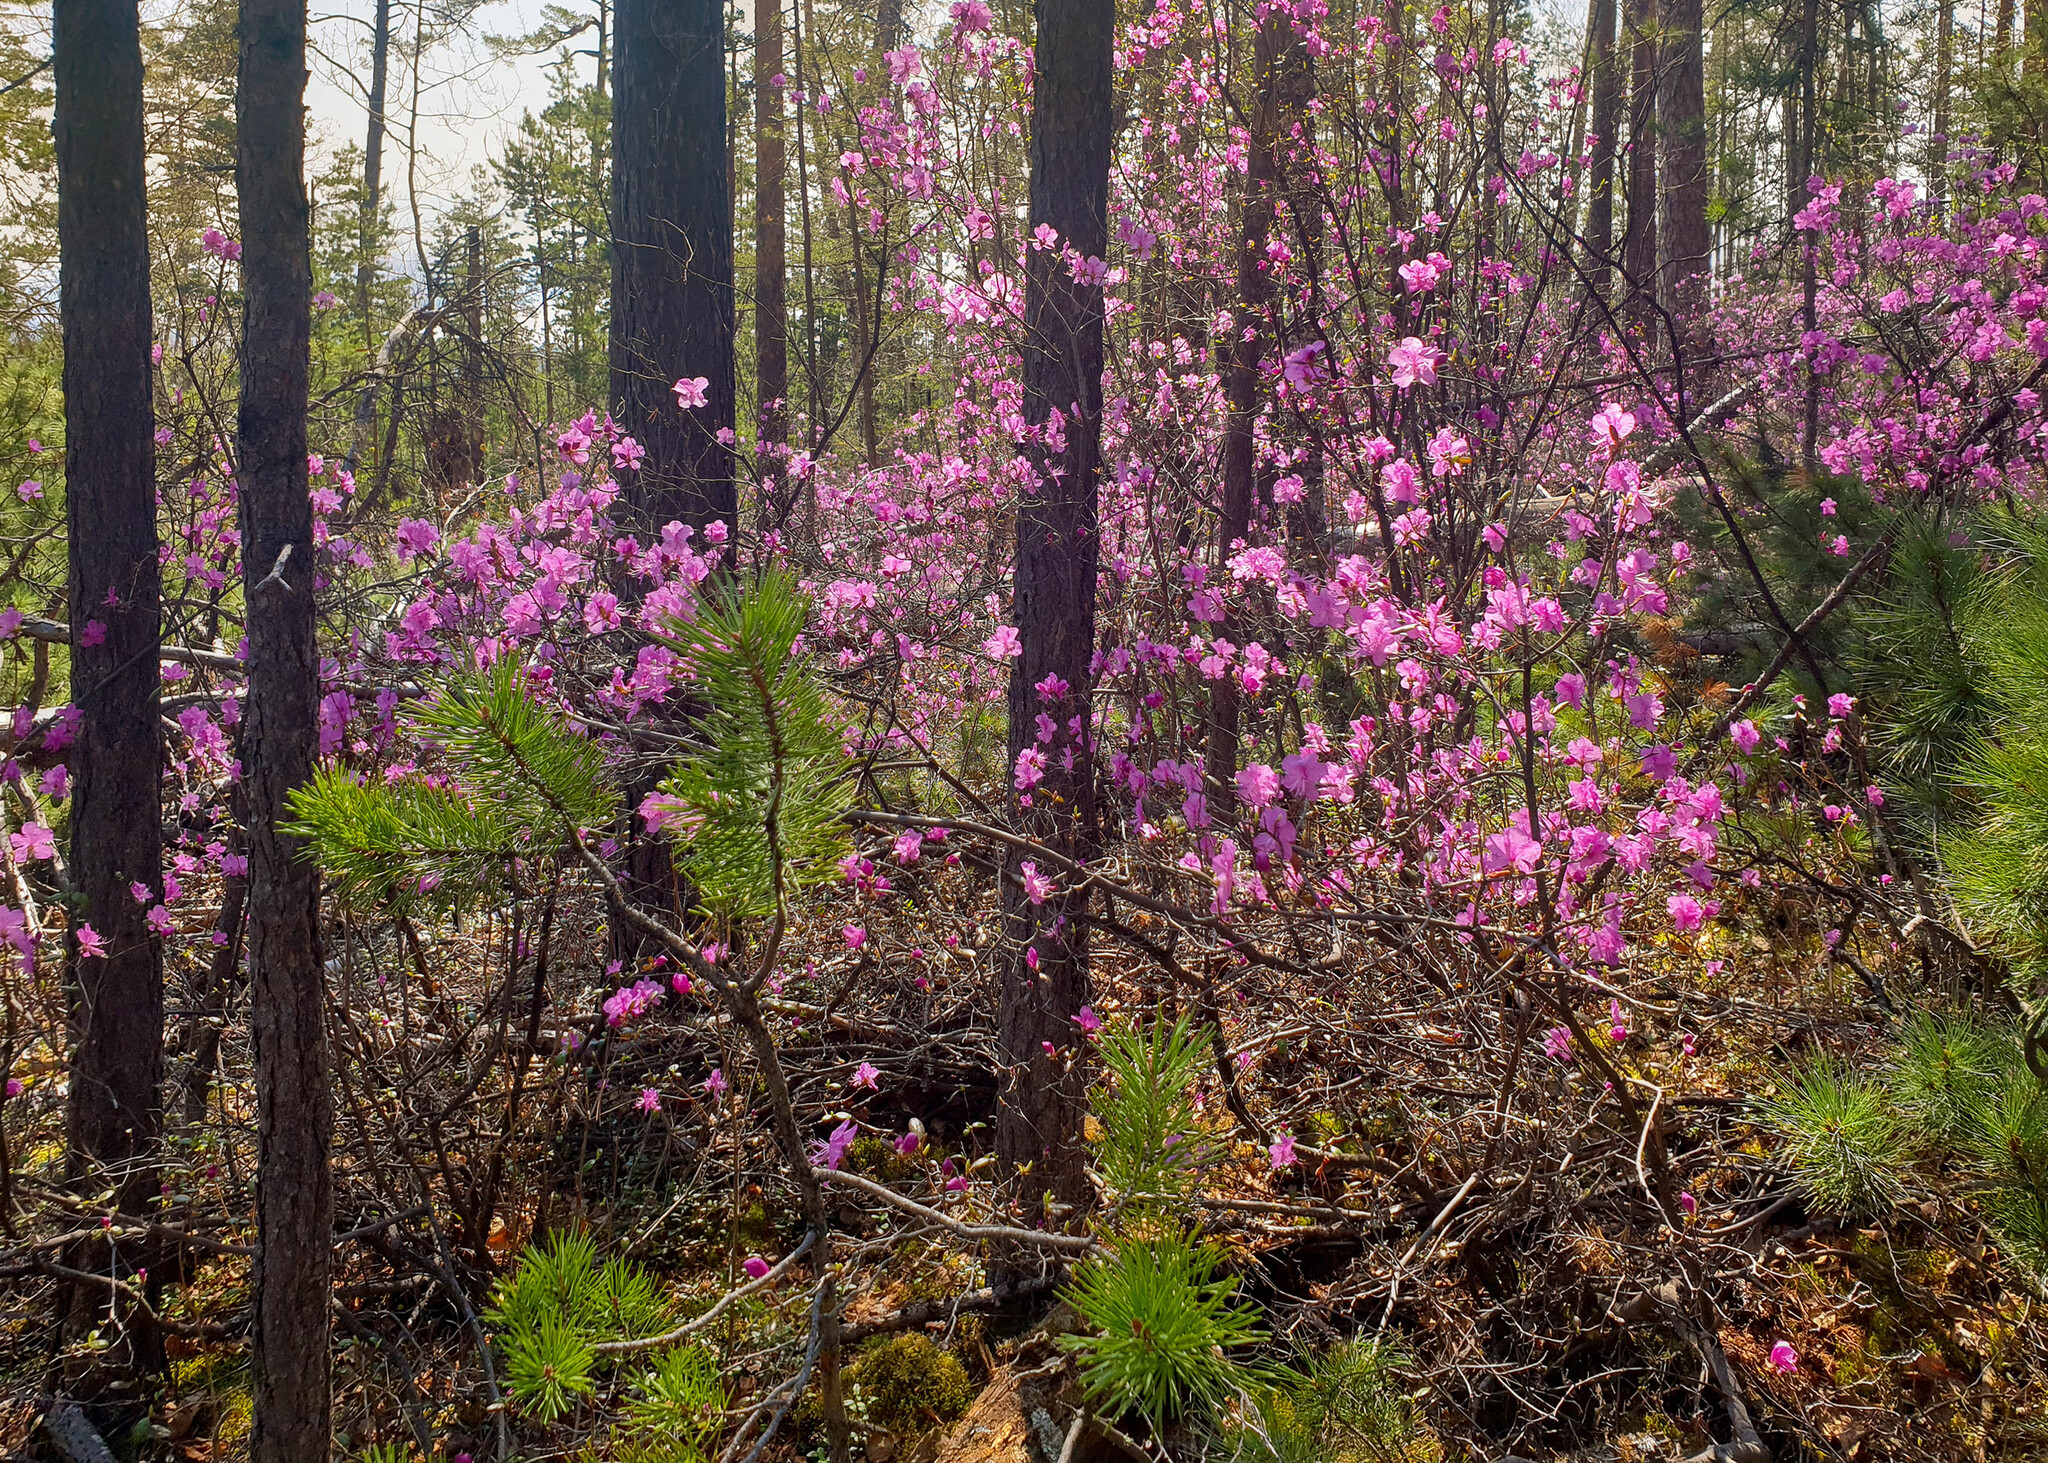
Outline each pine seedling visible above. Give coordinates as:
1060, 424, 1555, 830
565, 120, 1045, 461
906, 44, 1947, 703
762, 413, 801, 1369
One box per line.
487, 1234, 682, 1423
1890, 1012, 2016, 1146
503, 1310, 597, 1423
1063, 1228, 1269, 1433
285, 658, 617, 915
645, 569, 852, 921
626, 1344, 726, 1455
1089, 1013, 1223, 1209
1227, 1339, 1429, 1463
1758, 1059, 1907, 1218
1960, 1068, 2048, 1283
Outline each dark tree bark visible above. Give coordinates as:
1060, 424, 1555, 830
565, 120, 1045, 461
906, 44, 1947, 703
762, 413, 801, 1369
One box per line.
341, 0, 390, 476
1657, 0, 1709, 319
1932, 0, 1953, 205
610, 0, 737, 539
755, 0, 789, 531
357, 0, 389, 348
54, 0, 165, 1409
1585, 0, 1619, 296
996, 0, 1113, 1227
1621, 0, 1658, 330
608, 0, 736, 959
1789, 0, 1817, 224
1206, 10, 1298, 821
236, 2, 334, 1459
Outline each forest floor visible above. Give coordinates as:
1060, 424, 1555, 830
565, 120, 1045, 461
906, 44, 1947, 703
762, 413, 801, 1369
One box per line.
3, 862, 2047, 1463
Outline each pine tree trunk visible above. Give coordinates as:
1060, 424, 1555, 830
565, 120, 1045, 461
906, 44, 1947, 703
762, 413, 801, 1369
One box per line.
1207, 10, 1294, 821
610, 0, 737, 538
1932, 0, 1953, 205
1586, 0, 1619, 295
1622, 0, 1658, 331
236, 2, 334, 1459
1657, 0, 1709, 321
53, 0, 165, 1412
342, 0, 390, 475
358, 0, 388, 350
755, 0, 789, 530
609, 0, 737, 957
997, 0, 1113, 1230
849, 211, 879, 466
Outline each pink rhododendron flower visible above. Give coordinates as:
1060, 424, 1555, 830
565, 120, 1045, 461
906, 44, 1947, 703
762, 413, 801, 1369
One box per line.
1386, 335, 1444, 388
811, 1119, 859, 1170
9, 823, 54, 863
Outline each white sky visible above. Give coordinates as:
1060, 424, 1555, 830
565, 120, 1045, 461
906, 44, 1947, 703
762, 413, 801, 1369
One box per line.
305, 0, 564, 249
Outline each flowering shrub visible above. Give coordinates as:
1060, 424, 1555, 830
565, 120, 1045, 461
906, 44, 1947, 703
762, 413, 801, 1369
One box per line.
7, 4, 2048, 1454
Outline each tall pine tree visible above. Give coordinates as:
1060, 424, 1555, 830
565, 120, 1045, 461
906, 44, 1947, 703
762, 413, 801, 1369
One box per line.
236, 0, 333, 1454
998, 0, 1113, 1226
53, 0, 165, 1407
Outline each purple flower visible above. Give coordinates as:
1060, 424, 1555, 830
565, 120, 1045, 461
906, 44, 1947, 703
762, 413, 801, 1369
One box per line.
894, 1131, 922, 1156
1267, 1133, 1297, 1170
704, 1068, 729, 1098
1073, 1006, 1102, 1035
9, 822, 55, 863
75, 924, 106, 960
603, 978, 666, 1028
811, 1119, 859, 1171
1543, 1026, 1574, 1063
1768, 1340, 1799, 1374
853, 1061, 881, 1090
636, 1087, 662, 1113
742, 1255, 771, 1279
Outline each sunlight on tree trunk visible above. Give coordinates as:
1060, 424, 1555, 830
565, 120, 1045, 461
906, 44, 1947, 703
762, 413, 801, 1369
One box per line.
53, 0, 165, 1412
998, 0, 1113, 1233
237, 0, 334, 1456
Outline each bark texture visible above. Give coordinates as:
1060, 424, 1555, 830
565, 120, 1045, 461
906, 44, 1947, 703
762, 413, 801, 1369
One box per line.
1657, 0, 1710, 316
1621, 0, 1658, 329
755, 0, 789, 529
1585, 0, 1619, 295
237, 1, 334, 1458
608, 0, 737, 959
997, 0, 1113, 1225
610, 0, 737, 538
1207, 11, 1300, 820
54, 0, 165, 1407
